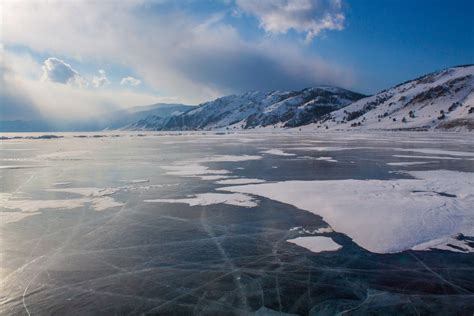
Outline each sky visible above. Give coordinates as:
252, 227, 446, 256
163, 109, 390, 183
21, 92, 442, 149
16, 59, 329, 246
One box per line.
1, 0, 473, 121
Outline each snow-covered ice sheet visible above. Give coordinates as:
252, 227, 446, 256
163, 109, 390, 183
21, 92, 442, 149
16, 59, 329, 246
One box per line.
220, 170, 474, 254
286, 236, 342, 253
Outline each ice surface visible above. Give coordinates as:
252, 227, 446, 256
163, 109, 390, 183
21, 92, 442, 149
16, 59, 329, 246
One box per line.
220, 170, 474, 253
287, 236, 342, 253
1, 132, 473, 315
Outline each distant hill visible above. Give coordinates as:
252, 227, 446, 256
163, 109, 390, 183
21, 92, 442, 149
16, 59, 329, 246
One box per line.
0, 103, 193, 132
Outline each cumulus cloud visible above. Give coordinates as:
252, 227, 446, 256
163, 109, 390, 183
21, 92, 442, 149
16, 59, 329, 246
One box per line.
92, 69, 111, 88
41, 57, 87, 87
2, 1, 354, 106
120, 76, 141, 86
236, 0, 345, 42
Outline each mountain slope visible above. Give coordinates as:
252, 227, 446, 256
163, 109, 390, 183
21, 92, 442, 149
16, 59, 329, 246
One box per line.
128, 87, 366, 130
319, 65, 474, 131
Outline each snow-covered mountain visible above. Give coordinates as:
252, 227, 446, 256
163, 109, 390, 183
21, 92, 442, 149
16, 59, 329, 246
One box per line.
128, 87, 365, 130
318, 65, 474, 131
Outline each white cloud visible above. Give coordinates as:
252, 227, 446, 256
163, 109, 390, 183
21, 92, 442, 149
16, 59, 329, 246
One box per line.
41, 57, 87, 87
236, 0, 345, 42
1, 1, 354, 108
120, 76, 141, 86
1, 49, 172, 120
92, 69, 111, 88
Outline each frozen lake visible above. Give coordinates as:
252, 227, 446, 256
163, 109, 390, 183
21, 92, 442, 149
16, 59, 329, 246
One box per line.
1, 132, 474, 315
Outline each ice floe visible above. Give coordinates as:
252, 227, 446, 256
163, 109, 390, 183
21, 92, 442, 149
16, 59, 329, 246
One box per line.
287, 236, 342, 253
145, 193, 258, 208
219, 170, 474, 254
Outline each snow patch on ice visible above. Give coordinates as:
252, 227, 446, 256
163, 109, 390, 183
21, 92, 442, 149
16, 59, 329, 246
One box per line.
120, 179, 149, 184
0, 165, 44, 169
387, 161, 435, 166
392, 155, 462, 160
36, 150, 90, 160
52, 182, 73, 186
315, 156, 338, 162
287, 236, 342, 253
219, 170, 474, 254
145, 193, 257, 208
0, 211, 41, 225
261, 149, 296, 156
395, 148, 474, 157
216, 178, 266, 185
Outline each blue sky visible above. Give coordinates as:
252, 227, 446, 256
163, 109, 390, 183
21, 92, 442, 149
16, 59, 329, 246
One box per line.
1, 0, 473, 120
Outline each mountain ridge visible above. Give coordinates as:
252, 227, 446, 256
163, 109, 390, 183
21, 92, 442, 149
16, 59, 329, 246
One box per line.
128, 65, 474, 132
